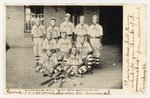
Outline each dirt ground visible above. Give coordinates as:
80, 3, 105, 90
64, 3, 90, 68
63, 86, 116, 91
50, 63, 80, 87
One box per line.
6, 45, 122, 89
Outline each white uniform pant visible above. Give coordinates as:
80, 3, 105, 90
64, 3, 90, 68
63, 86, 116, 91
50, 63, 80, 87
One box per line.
33, 37, 43, 64
90, 38, 102, 65
33, 38, 43, 57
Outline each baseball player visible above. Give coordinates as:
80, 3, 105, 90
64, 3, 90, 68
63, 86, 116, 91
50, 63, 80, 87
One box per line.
75, 15, 89, 43
42, 32, 57, 53
88, 15, 103, 68
46, 18, 60, 42
31, 18, 45, 66
37, 50, 61, 77
57, 31, 72, 62
60, 13, 74, 40
36, 33, 61, 76
76, 36, 93, 73
64, 46, 88, 77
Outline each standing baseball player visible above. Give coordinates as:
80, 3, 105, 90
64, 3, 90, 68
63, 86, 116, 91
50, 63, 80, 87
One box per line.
76, 36, 93, 73
31, 18, 45, 66
60, 13, 74, 40
57, 31, 72, 63
88, 15, 103, 68
75, 15, 89, 43
46, 18, 60, 42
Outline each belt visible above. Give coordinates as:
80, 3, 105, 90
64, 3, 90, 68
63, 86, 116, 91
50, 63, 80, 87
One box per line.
90, 36, 100, 39
67, 34, 72, 36
34, 36, 43, 38
77, 34, 87, 37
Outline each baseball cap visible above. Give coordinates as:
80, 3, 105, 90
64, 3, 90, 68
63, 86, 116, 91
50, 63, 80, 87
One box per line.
50, 17, 56, 21
92, 15, 99, 19
65, 13, 71, 18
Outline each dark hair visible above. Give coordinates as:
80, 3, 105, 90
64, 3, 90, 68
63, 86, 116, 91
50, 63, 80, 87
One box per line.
50, 18, 56, 21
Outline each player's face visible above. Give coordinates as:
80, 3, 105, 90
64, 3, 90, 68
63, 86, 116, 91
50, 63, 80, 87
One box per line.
50, 20, 56, 27
35, 20, 39, 25
47, 50, 52, 56
39, 20, 42, 25
92, 18, 98, 24
80, 17, 85, 24
65, 17, 70, 22
62, 32, 67, 39
72, 47, 77, 55
80, 36, 85, 44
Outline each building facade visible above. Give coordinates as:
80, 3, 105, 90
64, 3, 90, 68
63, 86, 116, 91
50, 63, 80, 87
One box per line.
6, 6, 123, 48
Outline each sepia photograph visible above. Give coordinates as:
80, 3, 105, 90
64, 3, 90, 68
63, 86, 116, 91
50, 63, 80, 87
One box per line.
6, 5, 123, 89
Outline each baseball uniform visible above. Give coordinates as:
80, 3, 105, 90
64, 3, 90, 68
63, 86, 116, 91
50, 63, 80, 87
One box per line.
60, 21, 74, 40
75, 23, 89, 42
31, 24, 45, 64
76, 41, 93, 70
38, 53, 60, 75
88, 23, 103, 65
42, 38, 57, 51
65, 54, 87, 75
57, 38, 72, 62
46, 26, 60, 41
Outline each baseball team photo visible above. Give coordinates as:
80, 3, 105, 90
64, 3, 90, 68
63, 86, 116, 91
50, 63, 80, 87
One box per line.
6, 5, 123, 89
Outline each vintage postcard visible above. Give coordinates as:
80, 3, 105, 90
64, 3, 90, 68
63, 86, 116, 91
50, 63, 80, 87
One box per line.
4, 4, 147, 95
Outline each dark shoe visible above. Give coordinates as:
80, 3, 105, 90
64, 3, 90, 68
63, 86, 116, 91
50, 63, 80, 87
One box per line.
43, 74, 49, 77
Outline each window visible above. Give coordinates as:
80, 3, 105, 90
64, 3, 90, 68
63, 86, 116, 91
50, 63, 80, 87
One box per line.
25, 6, 44, 33
65, 6, 84, 26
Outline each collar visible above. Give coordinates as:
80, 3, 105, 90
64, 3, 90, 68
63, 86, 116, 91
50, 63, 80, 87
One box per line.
80, 23, 85, 26
64, 21, 71, 24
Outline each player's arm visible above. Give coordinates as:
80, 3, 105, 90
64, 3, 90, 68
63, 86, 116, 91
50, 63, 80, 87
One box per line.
71, 23, 75, 33
56, 40, 61, 52
60, 23, 63, 34
43, 26, 46, 40
31, 26, 35, 45
57, 27, 61, 39
78, 57, 83, 67
87, 43, 93, 55
68, 40, 72, 52
99, 25, 103, 43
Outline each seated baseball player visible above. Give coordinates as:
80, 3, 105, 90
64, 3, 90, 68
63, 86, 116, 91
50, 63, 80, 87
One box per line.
63, 46, 88, 77
36, 33, 61, 77
57, 31, 72, 63
76, 36, 93, 74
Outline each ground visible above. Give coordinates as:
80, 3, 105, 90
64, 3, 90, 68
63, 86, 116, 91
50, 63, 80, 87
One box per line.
6, 45, 122, 89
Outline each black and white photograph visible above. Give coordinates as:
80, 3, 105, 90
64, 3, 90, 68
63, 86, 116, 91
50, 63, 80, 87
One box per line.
6, 5, 123, 89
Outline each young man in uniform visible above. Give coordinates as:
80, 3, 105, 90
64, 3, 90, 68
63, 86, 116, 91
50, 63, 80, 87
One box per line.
60, 13, 74, 41
36, 33, 61, 77
75, 15, 89, 43
76, 36, 93, 73
37, 49, 60, 77
57, 31, 72, 63
42, 31, 57, 54
64, 46, 87, 77
31, 18, 45, 66
46, 18, 60, 42
88, 15, 103, 69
